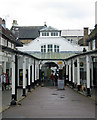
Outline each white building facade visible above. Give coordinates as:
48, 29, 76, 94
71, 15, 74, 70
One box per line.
18, 26, 86, 57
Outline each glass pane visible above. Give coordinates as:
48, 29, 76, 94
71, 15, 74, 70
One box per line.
57, 49, 59, 52
48, 48, 52, 52
54, 49, 56, 52
44, 49, 46, 53
51, 33, 55, 36
41, 49, 43, 52
57, 46, 59, 48
47, 33, 49, 36
41, 46, 43, 48
56, 33, 58, 36
48, 44, 52, 48
54, 45, 56, 48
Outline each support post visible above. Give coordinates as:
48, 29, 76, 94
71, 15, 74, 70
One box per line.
72, 59, 75, 88
31, 63, 34, 88
34, 59, 35, 84
69, 60, 71, 84
22, 56, 26, 96
86, 55, 91, 96
3, 61, 6, 73
77, 57, 81, 91
28, 58, 31, 92
66, 61, 68, 84
11, 55, 16, 105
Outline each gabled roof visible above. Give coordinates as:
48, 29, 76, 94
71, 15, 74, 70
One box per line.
0, 25, 23, 46
40, 26, 61, 32
11, 26, 44, 39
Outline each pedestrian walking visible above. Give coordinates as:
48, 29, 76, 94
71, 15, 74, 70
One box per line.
50, 74, 55, 86
55, 73, 58, 86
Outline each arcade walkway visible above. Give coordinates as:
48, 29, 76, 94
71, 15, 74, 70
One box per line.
2, 86, 96, 119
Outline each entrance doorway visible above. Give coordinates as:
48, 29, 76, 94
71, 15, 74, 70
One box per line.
41, 62, 59, 86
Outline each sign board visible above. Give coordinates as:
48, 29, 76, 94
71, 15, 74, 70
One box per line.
58, 61, 62, 64
58, 79, 64, 89
57, 61, 63, 69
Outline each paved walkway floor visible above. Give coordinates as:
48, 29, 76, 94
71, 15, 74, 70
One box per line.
2, 86, 96, 119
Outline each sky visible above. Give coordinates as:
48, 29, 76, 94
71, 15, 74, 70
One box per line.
0, 0, 96, 30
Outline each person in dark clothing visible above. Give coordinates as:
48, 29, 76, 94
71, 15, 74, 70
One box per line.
50, 74, 55, 86
55, 73, 58, 86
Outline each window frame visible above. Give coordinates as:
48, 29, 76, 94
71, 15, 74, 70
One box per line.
41, 45, 46, 53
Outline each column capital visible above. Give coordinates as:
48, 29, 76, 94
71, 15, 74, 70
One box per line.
23, 56, 26, 63
12, 55, 15, 63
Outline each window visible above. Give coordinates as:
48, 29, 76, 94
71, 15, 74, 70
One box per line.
41, 45, 46, 53
12, 43, 14, 49
0, 37, 1, 45
1, 37, 3, 45
92, 39, 96, 50
0, 38, 7, 46
51, 32, 58, 36
8, 41, 11, 48
71, 39, 73, 43
88, 42, 91, 50
42, 32, 49, 36
4, 39, 7, 46
41, 44, 59, 53
48, 44, 53, 52
54, 45, 59, 52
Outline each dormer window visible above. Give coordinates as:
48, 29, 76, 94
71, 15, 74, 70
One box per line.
42, 32, 49, 36
40, 26, 60, 37
51, 32, 58, 36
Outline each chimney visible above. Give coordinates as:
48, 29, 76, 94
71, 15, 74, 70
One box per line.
2, 19, 6, 28
83, 27, 89, 46
0, 18, 2, 25
12, 20, 18, 26
95, 24, 97, 29
44, 21, 47, 27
